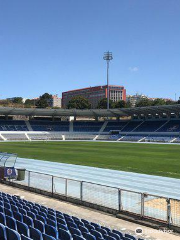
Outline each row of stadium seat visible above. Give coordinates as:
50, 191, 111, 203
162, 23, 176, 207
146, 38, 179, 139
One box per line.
0, 119, 180, 133
0, 192, 144, 240
0, 132, 179, 143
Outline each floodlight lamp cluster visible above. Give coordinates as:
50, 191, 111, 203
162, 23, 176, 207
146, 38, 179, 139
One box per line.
103, 51, 113, 61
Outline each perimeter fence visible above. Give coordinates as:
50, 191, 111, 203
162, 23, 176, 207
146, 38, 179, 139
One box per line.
8, 170, 180, 228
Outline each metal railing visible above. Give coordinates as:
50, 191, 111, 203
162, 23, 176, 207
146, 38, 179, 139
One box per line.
11, 170, 180, 228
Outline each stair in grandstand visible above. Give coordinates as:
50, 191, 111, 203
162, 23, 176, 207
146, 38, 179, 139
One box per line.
93, 135, 99, 141
154, 119, 169, 132
119, 121, 143, 132
117, 135, 125, 141
98, 121, 108, 133
131, 121, 145, 132
0, 133, 6, 141
69, 121, 73, 132
156, 119, 180, 132
25, 120, 33, 131
170, 137, 177, 143
25, 133, 30, 141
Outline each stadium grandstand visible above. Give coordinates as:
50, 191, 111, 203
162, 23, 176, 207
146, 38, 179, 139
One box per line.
1, 105, 180, 240
0, 190, 150, 240
0, 105, 180, 143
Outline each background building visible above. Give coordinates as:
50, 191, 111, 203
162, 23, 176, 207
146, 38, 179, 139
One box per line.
48, 95, 62, 108
62, 85, 126, 108
126, 94, 148, 107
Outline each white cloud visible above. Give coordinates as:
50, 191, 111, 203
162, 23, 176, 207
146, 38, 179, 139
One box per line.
129, 67, 139, 72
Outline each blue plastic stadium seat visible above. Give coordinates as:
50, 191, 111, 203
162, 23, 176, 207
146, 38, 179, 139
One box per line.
42, 233, 57, 240
4, 208, 13, 217
16, 220, 29, 237
0, 212, 6, 225
3, 198, 10, 203
31, 209, 39, 215
13, 211, 23, 222
39, 212, 47, 219
4, 203, 11, 210
108, 232, 120, 240
98, 228, 107, 237
76, 221, 85, 227
72, 216, 80, 221
47, 214, 56, 221
91, 229, 104, 240
24, 206, 31, 212
67, 221, 78, 229
57, 222, 68, 230
83, 232, 96, 240
11, 204, 19, 212
56, 211, 64, 218
91, 222, 101, 229
85, 223, 95, 231
112, 230, 123, 239
102, 226, 111, 234
0, 223, 7, 240
69, 226, 82, 236
34, 219, 45, 233
65, 217, 74, 223
81, 219, 90, 225
0, 206, 4, 213
37, 214, 47, 224
21, 235, 33, 240
104, 235, 116, 240
46, 218, 57, 228
27, 211, 36, 220
57, 217, 66, 225
19, 208, 27, 216
6, 227, 21, 240
29, 226, 42, 240
45, 224, 58, 239
79, 225, 89, 234
124, 233, 137, 240
6, 215, 17, 231
73, 233, 86, 240
23, 215, 34, 227
58, 228, 71, 240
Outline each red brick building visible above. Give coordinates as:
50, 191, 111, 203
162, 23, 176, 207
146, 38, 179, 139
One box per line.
62, 85, 126, 108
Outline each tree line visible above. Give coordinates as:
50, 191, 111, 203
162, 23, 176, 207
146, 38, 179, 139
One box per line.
1, 93, 179, 109
67, 96, 180, 109
0, 93, 56, 109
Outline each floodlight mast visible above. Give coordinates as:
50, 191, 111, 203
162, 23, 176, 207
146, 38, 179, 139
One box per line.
103, 51, 113, 110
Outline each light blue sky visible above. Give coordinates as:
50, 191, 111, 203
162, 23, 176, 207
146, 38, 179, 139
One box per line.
0, 0, 180, 100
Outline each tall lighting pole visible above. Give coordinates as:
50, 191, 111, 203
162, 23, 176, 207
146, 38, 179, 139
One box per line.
103, 51, 113, 110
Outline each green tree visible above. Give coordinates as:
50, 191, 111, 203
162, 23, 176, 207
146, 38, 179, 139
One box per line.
152, 98, 166, 106
36, 93, 52, 108
114, 100, 126, 108
24, 99, 36, 107
136, 98, 153, 107
36, 98, 49, 108
165, 100, 176, 105
126, 101, 132, 108
67, 96, 91, 109
97, 98, 115, 109
12, 97, 23, 104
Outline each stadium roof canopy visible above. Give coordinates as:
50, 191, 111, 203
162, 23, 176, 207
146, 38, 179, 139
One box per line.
0, 105, 180, 118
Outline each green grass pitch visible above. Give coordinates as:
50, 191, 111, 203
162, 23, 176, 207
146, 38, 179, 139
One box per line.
0, 141, 180, 178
